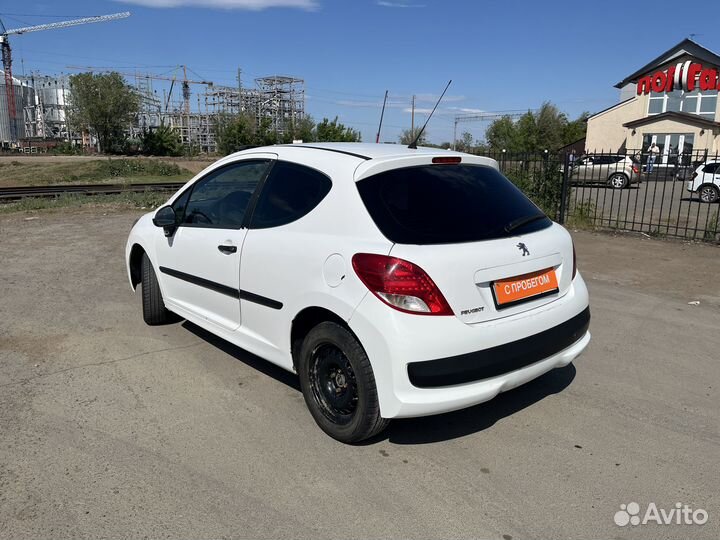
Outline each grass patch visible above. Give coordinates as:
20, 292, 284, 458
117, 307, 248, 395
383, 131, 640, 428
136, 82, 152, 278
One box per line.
704, 211, 719, 241
0, 158, 192, 187
566, 201, 596, 229
0, 191, 172, 214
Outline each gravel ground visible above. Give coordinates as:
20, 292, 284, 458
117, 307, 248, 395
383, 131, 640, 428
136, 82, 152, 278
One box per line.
0, 209, 718, 540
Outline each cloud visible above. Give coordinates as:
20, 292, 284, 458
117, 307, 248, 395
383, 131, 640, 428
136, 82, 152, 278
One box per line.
450, 107, 486, 114
333, 98, 409, 109
403, 107, 433, 114
377, 1, 425, 7
415, 93, 465, 103
114, 0, 318, 10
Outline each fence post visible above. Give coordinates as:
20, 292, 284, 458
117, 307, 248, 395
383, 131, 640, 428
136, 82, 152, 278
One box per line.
558, 152, 570, 224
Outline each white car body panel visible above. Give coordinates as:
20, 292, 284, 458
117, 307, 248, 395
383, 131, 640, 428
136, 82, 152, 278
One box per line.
126, 143, 591, 420
687, 160, 720, 193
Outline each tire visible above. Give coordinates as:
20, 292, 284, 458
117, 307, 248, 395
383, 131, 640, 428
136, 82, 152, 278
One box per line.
608, 173, 629, 189
297, 321, 389, 443
699, 184, 720, 203
141, 252, 173, 325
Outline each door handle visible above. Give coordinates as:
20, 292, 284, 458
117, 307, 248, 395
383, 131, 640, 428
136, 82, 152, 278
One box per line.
218, 244, 237, 254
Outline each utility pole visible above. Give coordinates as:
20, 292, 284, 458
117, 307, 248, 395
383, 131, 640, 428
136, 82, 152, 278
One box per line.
237, 67, 242, 113
453, 117, 458, 151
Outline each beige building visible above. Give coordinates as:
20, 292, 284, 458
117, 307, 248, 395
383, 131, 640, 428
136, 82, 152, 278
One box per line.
586, 39, 720, 163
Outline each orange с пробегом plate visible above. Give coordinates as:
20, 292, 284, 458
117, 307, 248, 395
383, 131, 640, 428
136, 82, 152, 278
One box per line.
493, 268, 559, 308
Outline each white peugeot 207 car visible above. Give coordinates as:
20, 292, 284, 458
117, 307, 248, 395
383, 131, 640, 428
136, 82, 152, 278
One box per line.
126, 143, 591, 443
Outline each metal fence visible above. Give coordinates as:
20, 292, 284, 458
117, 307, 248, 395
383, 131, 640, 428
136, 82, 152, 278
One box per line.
476, 150, 720, 242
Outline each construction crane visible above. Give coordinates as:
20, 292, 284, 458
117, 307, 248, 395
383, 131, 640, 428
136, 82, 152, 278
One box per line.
66, 65, 214, 115
452, 111, 535, 150
0, 11, 131, 142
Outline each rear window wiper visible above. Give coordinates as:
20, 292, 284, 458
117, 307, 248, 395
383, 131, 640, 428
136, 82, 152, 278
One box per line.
504, 213, 547, 233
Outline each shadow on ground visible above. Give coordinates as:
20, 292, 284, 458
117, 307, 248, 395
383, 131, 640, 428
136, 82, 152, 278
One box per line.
182, 320, 577, 445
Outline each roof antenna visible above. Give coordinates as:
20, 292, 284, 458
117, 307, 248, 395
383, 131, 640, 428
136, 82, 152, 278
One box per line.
408, 79, 451, 149
376, 90, 388, 143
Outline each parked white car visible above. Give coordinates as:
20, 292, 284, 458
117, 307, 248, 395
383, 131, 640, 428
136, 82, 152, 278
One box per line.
125, 143, 591, 442
687, 161, 720, 203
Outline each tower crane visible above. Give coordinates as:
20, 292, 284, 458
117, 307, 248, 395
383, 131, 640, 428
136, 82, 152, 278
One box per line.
0, 12, 131, 142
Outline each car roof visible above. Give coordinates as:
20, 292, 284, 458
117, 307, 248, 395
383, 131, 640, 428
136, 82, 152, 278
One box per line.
224, 142, 499, 182
233, 142, 465, 161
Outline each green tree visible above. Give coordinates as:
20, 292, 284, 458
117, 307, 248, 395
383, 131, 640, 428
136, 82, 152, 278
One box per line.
399, 127, 427, 146
485, 102, 588, 153
67, 72, 139, 154
485, 115, 520, 152
215, 113, 256, 155
454, 131, 476, 153
281, 115, 316, 143
140, 124, 183, 156
562, 112, 589, 146
255, 117, 279, 146
515, 111, 538, 152
315, 117, 361, 142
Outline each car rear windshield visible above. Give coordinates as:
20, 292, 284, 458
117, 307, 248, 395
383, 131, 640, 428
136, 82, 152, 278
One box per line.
356, 164, 552, 244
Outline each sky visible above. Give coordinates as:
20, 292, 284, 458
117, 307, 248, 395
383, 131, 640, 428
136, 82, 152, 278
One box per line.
2, 0, 720, 144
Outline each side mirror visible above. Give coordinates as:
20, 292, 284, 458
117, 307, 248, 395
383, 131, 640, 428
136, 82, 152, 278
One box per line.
152, 206, 177, 237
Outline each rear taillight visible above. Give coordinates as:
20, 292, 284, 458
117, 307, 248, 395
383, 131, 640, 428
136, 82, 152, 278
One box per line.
432, 156, 462, 164
572, 242, 578, 280
632, 165, 639, 174
692, 172, 698, 180
352, 253, 453, 315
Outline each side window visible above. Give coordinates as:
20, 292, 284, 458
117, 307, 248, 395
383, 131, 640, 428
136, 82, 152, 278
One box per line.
182, 160, 270, 229
250, 161, 332, 229
703, 163, 718, 174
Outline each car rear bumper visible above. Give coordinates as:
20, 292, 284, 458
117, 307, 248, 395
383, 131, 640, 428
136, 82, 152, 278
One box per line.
407, 307, 590, 388
348, 274, 591, 418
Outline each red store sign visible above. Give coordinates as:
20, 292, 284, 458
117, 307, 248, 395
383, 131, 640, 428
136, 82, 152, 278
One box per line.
637, 61, 719, 95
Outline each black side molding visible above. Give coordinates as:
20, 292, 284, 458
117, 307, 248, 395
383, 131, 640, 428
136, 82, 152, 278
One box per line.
239, 289, 283, 310
159, 266, 283, 310
407, 307, 590, 388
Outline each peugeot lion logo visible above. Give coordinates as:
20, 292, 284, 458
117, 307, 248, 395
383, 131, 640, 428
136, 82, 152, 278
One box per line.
517, 242, 530, 256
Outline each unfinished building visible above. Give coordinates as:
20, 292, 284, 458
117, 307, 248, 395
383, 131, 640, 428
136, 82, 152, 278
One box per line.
9, 68, 305, 153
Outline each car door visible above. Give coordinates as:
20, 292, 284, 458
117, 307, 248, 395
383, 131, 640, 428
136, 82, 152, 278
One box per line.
591, 155, 609, 182
571, 157, 592, 184
238, 160, 333, 358
155, 156, 275, 331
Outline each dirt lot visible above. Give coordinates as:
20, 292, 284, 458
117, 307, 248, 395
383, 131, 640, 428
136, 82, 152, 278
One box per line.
1, 209, 718, 540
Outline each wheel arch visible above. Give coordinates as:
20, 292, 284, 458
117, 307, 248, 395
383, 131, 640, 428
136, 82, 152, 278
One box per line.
128, 243, 147, 290
290, 306, 358, 371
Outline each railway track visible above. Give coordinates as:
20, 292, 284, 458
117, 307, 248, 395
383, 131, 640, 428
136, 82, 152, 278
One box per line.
0, 182, 185, 203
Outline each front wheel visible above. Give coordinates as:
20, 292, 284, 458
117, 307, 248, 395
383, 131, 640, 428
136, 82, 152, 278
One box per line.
699, 185, 720, 203
141, 253, 173, 325
608, 173, 629, 189
297, 322, 389, 443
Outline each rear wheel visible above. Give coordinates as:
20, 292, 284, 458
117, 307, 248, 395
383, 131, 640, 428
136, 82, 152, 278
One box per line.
699, 184, 720, 203
608, 173, 629, 189
297, 321, 389, 443
141, 253, 173, 325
